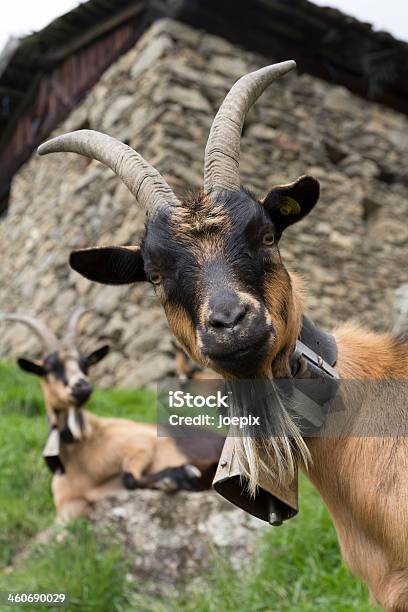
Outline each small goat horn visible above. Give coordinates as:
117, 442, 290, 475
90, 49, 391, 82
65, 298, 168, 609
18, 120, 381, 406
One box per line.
38, 130, 180, 215
0, 314, 59, 352
204, 61, 296, 194
63, 307, 90, 348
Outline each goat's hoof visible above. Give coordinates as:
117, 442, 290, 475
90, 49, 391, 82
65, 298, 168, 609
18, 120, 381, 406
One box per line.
154, 465, 202, 493
178, 464, 202, 491
122, 472, 142, 490
184, 464, 202, 479
156, 477, 178, 492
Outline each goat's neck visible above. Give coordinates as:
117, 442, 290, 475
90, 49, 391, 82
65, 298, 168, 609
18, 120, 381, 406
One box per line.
271, 270, 408, 381
333, 322, 408, 380
270, 271, 304, 378
45, 401, 97, 441
299, 322, 408, 510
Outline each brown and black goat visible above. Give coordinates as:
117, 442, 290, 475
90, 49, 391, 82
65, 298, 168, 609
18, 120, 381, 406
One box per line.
38, 62, 408, 609
1, 310, 224, 522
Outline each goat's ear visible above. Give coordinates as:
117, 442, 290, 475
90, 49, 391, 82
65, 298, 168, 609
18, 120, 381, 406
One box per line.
69, 246, 147, 285
263, 175, 320, 237
17, 358, 46, 377
86, 345, 110, 367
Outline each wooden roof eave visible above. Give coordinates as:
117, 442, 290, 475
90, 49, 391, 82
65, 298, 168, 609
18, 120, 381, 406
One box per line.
0, 37, 20, 80
43, 2, 144, 63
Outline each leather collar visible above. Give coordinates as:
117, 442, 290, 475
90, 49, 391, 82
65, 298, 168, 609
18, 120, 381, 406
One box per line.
288, 315, 339, 434
294, 315, 338, 378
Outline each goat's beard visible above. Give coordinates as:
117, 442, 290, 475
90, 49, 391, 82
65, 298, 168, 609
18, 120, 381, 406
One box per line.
224, 378, 310, 496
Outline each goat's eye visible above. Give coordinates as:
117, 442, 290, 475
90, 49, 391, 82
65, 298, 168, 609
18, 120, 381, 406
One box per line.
262, 232, 275, 247
149, 273, 162, 285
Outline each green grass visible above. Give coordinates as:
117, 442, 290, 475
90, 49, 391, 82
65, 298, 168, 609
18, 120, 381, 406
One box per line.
89, 386, 156, 421
0, 361, 373, 611
0, 521, 133, 612
0, 363, 53, 567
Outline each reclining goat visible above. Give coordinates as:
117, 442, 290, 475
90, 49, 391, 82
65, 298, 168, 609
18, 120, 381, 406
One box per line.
38, 63, 408, 609
1, 309, 224, 521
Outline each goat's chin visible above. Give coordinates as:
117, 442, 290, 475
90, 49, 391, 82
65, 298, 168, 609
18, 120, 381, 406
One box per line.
215, 364, 269, 380
210, 355, 272, 380
204, 336, 273, 378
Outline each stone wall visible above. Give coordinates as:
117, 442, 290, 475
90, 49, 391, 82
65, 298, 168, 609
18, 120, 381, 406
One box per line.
0, 18, 407, 387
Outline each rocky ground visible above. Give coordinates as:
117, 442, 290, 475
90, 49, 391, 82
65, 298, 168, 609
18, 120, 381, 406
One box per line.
90, 489, 265, 596
1, 18, 407, 387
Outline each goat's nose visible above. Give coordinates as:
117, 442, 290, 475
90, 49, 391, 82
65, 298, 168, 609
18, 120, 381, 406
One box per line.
208, 298, 247, 330
72, 379, 92, 403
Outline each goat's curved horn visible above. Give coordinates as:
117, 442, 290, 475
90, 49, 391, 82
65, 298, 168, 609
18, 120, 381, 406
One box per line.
0, 314, 59, 352
204, 61, 296, 194
38, 130, 180, 215
63, 307, 90, 348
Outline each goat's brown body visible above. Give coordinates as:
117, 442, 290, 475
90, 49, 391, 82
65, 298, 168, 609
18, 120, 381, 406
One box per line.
303, 325, 408, 610
52, 410, 223, 521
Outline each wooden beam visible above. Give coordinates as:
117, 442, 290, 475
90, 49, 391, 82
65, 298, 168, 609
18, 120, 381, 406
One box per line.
44, 3, 144, 62
80, 2, 109, 20
0, 86, 23, 99
0, 73, 42, 152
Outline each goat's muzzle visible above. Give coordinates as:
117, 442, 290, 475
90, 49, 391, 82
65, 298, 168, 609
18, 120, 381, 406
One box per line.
201, 293, 273, 374
71, 378, 92, 406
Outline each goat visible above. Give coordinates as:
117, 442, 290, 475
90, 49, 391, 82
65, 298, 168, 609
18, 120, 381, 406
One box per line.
1, 309, 224, 522
37, 62, 408, 609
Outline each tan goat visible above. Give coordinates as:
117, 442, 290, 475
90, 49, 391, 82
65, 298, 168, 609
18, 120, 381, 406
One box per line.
37, 62, 408, 609
1, 310, 224, 522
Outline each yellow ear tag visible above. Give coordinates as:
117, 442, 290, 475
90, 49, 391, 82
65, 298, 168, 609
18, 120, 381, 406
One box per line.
279, 196, 301, 216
